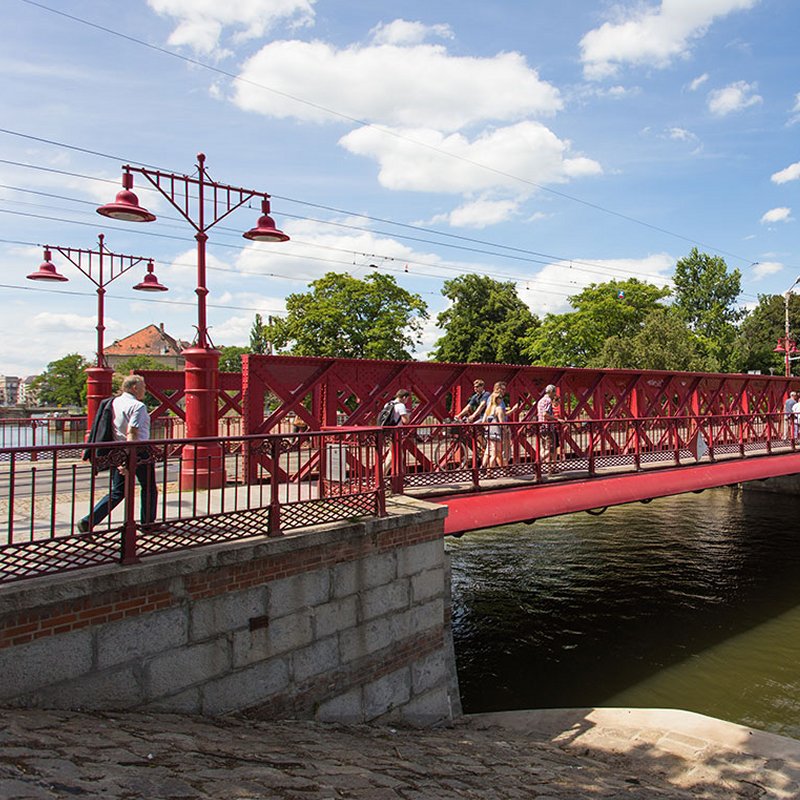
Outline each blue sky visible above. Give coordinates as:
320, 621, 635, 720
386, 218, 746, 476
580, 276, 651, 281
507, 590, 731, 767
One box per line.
2, 0, 799, 376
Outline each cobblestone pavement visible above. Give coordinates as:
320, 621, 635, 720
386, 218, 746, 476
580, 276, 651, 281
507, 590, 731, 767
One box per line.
2, 707, 799, 799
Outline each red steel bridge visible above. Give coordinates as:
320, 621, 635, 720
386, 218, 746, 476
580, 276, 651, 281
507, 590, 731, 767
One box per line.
1, 356, 799, 582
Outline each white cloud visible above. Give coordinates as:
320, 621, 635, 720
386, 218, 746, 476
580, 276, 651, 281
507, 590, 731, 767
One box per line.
412, 313, 446, 360
752, 261, 783, 279
234, 215, 454, 284
233, 36, 563, 129
369, 20, 453, 46
146, 0, 316, 56
707, 81, 762, 116
429, 198, 520, 229
32, 312, 101, 333
211, 294, 288, 345
760, 207, 792, 224
772, 162, 800, 184
688, 73, 709, 91
580, 0, 759, 80
339, 121, 602, 194
666, 127, 698, 143
517, 254, 674, 316
790, 92, 800, 125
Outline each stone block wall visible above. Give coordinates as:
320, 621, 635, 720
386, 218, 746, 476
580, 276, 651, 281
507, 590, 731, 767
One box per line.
0, 498, 461, 725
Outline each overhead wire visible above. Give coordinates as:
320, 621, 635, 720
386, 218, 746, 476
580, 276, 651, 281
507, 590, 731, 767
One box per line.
0, 180, 765, 304
13, 0, 764, 269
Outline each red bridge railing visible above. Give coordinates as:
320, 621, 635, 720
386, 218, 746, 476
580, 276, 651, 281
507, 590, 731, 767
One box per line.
0, 411, 796, 584
0, 428, 385, 585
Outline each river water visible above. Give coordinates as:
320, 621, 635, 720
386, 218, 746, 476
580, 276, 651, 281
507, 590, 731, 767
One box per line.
447, 487, 800, 739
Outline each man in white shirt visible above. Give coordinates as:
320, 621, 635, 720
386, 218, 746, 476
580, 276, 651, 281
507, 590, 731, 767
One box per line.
792, 396, 800, 440
383, 388, 411, 476
537, 384, 561, 472
786, 391, 798, 438
78, 374, 157, 532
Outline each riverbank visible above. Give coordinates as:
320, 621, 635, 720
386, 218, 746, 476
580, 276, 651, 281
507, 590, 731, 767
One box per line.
2, 706, 798, 798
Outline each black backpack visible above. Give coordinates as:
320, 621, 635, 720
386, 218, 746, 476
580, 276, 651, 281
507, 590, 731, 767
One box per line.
377, 400, 399, 427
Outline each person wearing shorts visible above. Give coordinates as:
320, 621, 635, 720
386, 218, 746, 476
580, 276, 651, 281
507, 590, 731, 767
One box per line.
537, 384, 561, 472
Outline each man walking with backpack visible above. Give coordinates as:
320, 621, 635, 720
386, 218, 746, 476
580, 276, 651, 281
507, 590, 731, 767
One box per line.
381, 388, 411, 476
78, 374, 157, 533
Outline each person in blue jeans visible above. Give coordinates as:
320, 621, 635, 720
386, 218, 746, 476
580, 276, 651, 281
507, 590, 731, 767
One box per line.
79, 374, 157, 532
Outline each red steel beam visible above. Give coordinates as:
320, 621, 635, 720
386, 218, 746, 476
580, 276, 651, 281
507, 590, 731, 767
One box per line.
434, 453, 800, 535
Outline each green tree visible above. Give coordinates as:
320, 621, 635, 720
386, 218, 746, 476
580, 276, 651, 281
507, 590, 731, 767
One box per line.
114, 355, 173, 374
249, 313, 271, 354
270, 272, 428, 359
597, 307, 705, 371
732, 293, 800, 375
219, 346, 249, 372
432, 274, 539, 364
33, 353, 90, 407
524, 279, 670, 367
672, 248, 743, 371
110, 355, 173, 399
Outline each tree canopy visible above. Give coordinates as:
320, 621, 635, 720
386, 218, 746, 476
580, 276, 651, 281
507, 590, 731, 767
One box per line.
219, 346, 249, 372
597, 307, 705, 371
249, 313, 272, 355
732, 292, 800, 375
432, 274, 538, 364
114, 355, 173, 374
523, 278, 670, 367
32, 353, 89, 407
672, 248, 743, 371
269, 272, 428, 360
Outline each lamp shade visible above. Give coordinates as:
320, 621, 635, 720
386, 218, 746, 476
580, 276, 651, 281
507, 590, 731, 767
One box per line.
243, 198, 289, 242
97, 172, 156, 223
27, 250, 68, 282
133, 261, 167, 292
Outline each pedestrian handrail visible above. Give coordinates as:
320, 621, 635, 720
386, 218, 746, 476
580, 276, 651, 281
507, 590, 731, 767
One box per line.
0, 414, 246, 451
0, 411, 795, 585
0, 427, 386, 584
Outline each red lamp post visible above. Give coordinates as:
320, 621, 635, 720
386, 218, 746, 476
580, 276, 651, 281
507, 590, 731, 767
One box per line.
97, 153, 289, 489
26, 234, 166, 424
774, 278, 800, 377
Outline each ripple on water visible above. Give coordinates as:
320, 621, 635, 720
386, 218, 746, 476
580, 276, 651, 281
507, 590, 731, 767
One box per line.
447, 488, 800, 739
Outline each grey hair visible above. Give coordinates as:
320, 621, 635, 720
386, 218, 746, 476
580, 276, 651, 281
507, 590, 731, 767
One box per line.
545, 384, 557, 393
122, 374, 145, 393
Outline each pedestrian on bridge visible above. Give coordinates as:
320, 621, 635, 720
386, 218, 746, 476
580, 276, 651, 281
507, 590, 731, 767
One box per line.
78, 375, 157, 533
792, 395, 800, 440
785, 391, 797, 438
537, 384, 562, 473
457, 379, 491, 422
481, 387, 507, 469
382, 388, 411, 476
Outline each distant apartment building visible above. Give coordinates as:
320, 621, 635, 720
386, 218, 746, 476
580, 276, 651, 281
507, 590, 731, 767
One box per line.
0, 375, 20, 405
105, 323, 190, 371
17, 376, 40, 407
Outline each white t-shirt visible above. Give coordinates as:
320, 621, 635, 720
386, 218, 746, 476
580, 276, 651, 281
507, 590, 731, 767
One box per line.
392, 401, 408, 424
112, 391, 151, 441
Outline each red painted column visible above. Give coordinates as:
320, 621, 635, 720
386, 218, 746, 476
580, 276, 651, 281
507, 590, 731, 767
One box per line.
85, 366, 113, 429
180, 345, 225, 489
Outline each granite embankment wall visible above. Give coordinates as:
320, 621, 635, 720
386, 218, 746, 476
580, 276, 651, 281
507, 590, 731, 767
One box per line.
0, 497, 460, 725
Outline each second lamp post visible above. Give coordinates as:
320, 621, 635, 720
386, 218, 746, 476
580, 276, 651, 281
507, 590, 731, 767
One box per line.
26, 234, 166, 424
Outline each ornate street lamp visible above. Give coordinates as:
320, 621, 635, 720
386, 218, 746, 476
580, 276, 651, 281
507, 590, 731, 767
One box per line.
97, 153, 289, 489
27, 234, 166, 424
775, 276, 800, 377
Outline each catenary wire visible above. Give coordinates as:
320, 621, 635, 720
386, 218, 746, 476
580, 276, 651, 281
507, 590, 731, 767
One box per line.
14, 0, 763, 267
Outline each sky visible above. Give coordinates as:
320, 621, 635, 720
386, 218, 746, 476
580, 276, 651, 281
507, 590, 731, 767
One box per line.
1, 0, 800, 376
